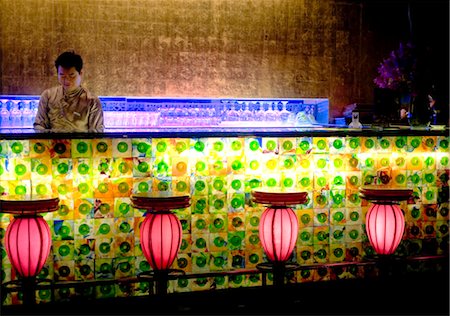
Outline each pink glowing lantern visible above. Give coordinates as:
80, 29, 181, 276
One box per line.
140, 212, 182, 270
5, 216, 52, 278
259, 207, 299, 262
252, 190, 307, 264
131, 192, 190, 274
365, 203, 405, 255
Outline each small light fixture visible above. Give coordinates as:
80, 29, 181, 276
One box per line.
360, 186, 412, 256
140, 211, 182, 270
252, 190, 307, 286
259, 206, 299, 262
1, 195, 59, 305
365, 202, 405, 255
131, 192, 190, 295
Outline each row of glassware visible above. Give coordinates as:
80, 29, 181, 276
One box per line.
0, 99, 311, 128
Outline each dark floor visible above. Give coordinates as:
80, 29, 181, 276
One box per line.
2, 270, 449, 316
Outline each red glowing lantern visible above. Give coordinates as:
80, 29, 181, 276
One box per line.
259, 207, 299, 262
5, 216, 51, 278
365, 203, 405, 255
140, 212, 182, 270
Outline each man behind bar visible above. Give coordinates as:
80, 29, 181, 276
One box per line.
34, 51, 104, 132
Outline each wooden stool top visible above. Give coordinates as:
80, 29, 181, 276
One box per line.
359, 185, 413, 202
131, 192, 191, 211
0, 195, 60, 215
252, 189, 308, 206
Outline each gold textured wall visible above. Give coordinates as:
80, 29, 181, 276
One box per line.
0, 0, 368, 119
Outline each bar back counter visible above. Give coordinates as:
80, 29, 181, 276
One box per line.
0, 96, 448, 314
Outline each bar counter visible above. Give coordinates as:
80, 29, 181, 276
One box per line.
0, 125, 449, 306
0, 125, 448, 139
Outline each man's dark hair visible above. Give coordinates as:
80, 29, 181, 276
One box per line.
55, 51, 83, 73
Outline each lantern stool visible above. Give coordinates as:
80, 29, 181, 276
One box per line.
0, 194, 59, 305
131, 192, 190, 295
252, 189, 307, 287
359, 186, 412, 277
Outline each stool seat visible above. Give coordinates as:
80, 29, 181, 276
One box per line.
252, 189, 307, 206
359, 186, 413, 202
131, 192, 190, 211
0, 195, 59, 215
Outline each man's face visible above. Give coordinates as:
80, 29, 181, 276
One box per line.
57, 66, 82, 92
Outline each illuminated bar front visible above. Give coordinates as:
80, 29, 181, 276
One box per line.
0, 96, 448, 305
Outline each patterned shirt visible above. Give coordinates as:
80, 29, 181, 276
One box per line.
34, 85, 104, 132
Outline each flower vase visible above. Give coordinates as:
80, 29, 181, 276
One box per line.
407, 94, 431, 129
397, 93, 412, 125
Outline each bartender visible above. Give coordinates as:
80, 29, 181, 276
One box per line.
34, 51, 104, 132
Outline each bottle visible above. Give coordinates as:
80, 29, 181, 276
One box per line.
176, 180, 188, 193
0, 101, 8, 127
300, 231, 311, 242
299, 139, 311, 152
195, 218, 207, 230
136, 260, 150, 273
213, 236, 226, 247
58, 204, 70, 217
248, 233, 260, 246
333, 158, 344, 169
119, 221, 131, 233
379, 138, 391, 149
194, 198, 207, 213
117, 142, 128, 153
410, 137, 421, 149
136, 142, 148, 155
195, 237, 207, 250
54, 142, 67, 155
99, 222, 111, 235
195, 160, 206, 173
194, 179, 207, 193
349, 211, 360, 222
231, 179, 242, 191
230, 235, 242, 248
15, 184, 27, 195
231, 216, 243, 229
118, 202, 131, 215
78, 202, 92, 216
331, 192, 343, 205
265, 140, 277, 151
177, 257, 188, 269
99, 241, 111, 255
332, 175, 344, 186
213, 217, 225, 230
194, 140, 205, 153
180, 238, 189, 251
22, 101, 34, 128
333, 211, 344, 222
249, 139, 260, 151
333, 247, 344, 259
137, 161, 149, 173
280, 101, 290, 124
78, 243, 91, 257
14, 163, 27, 176
333, 229, 344, 241
300, 213, 311, 225
231, 254, 244, 268
11, 141, 24, 154
332, 139, 343, 150
119, 241, 131, 254
10, 102, 21, 127
79, 264, 92, 276
58, 244, 71, 258
97, 182, 109, 194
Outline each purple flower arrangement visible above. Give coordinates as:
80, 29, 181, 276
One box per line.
374, 42, 417, 92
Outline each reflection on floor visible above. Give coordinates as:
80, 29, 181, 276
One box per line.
2, 269, 449, 316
